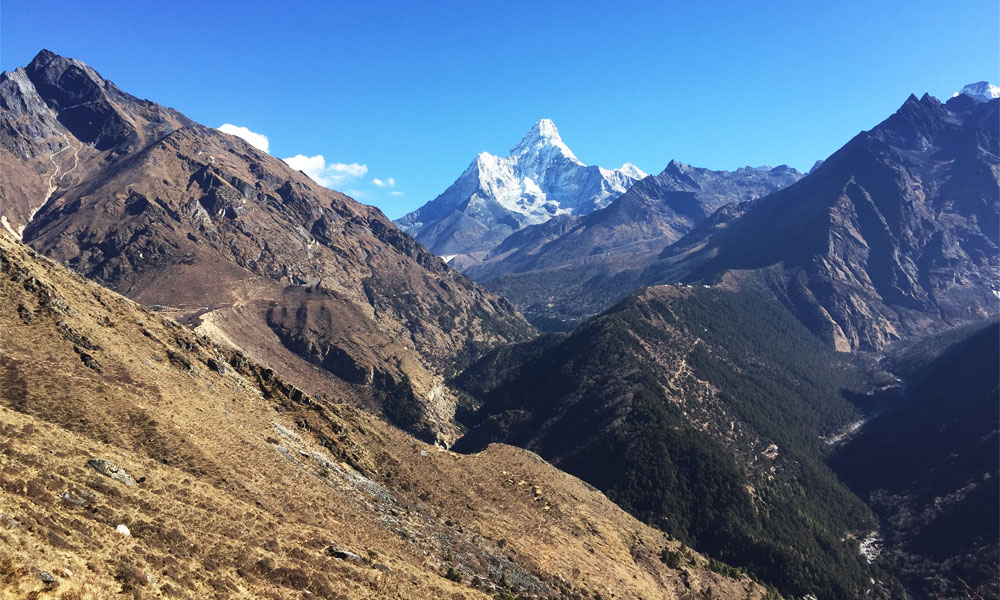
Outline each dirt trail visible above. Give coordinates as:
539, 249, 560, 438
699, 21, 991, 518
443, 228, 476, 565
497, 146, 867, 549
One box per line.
667, 337, 701, 388
8, 132, 82, 239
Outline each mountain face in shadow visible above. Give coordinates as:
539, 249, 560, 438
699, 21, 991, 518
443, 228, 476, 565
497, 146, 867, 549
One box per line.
831, 322, 1000, 599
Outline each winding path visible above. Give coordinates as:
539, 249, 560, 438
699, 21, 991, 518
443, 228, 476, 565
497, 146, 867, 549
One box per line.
13, 133, 82, 239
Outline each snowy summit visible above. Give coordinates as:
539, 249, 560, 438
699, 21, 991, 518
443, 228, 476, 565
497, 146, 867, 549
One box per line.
395, 120, 646, 256
954, 81, 1000, 103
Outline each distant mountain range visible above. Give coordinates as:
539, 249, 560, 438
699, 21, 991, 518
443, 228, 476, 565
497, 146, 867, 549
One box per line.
485, 87, 1000, 350
394, 119, 646, 260
464, 160, 803, 282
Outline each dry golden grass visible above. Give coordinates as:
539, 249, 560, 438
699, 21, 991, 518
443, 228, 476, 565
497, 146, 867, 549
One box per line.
0, 234, 764, 599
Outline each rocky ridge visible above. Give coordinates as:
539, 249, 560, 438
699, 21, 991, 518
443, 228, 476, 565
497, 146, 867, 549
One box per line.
647, 90, 1000, 351
464, 160, 802, 283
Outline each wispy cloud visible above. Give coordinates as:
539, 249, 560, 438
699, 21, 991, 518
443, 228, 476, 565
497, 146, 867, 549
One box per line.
389, 191, 404, 196
372, 177, 396, 187
282, 154, 368, 188
217, 123, 269, 153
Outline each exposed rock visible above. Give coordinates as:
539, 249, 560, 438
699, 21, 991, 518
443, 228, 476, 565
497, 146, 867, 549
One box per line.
166, 349, 193, 372
33, 568, 56, 585
16, 303, 33, 324
73, 346, 102, 373
272, 423, 299, 442
61, 490, 87, 506
86, 459, 136, 487
326, 546, 363, 562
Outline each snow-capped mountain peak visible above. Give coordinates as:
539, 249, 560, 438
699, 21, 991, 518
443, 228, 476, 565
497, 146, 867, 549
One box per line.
618, 162, 647, 180
510, 118, 583, 167
396, 119, 646, 255
954, 81, 1000, 103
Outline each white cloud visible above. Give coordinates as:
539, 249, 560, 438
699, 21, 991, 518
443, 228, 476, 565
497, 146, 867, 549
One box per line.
282, 154, 368, 188
389, 191, 404, 196
372, 177, 396, 187
217, 123, 269, 153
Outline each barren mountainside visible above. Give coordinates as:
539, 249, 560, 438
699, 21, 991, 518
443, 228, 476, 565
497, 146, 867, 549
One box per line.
0, 50, 535, 443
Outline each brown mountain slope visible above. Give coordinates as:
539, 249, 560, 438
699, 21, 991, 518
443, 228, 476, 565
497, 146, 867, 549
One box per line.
0, 50, 534, 443
641, 93, 1000, 351
0, 234, 765, 599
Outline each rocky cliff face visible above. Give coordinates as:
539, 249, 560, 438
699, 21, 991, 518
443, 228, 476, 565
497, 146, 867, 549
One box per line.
650, 91, 1000, 351
0, 50, 534, 443
395, 119, 645, 257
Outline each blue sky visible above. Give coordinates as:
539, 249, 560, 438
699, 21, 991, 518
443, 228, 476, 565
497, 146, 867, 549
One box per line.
3, 0, 997, 219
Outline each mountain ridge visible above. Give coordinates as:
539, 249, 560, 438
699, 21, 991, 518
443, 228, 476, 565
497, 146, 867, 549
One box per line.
395, 119, 646, 257
464, 160, 802, 283
0, 50, 535, 444
483, 89, 999, 346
